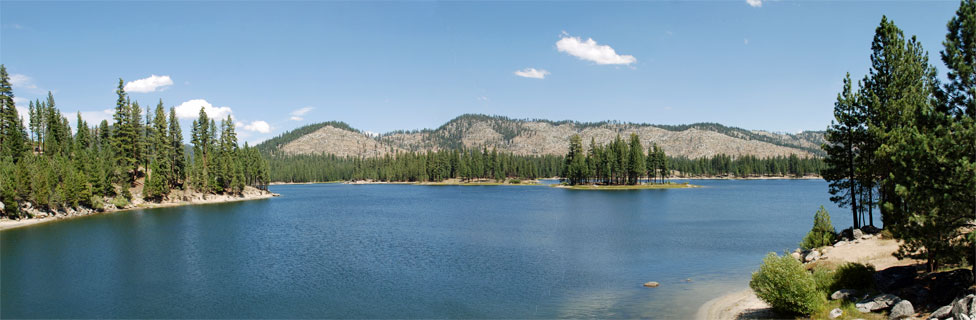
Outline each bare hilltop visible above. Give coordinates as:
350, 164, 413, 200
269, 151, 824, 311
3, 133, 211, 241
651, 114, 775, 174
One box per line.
257, 114, 824, 159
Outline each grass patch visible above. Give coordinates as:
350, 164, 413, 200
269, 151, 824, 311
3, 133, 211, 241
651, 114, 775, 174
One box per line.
807, 300, 886, 320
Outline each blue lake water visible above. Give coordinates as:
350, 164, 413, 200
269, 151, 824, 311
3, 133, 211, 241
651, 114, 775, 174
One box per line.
0, 180, 875, 318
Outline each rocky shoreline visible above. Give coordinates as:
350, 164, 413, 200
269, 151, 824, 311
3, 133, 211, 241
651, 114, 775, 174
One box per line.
0, 187, 279, 231
697, 229, 975, 319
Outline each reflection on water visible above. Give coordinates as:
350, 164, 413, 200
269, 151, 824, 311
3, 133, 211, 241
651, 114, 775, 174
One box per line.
1, 180, 866, 318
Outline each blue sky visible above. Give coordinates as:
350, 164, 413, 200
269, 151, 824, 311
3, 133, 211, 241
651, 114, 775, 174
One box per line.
0, 1, 961, 144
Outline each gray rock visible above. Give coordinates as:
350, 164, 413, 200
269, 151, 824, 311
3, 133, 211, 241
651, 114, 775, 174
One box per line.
952, 295, 974, 320
933, 305, 954, 319
0, 201, 5, 212
889, 300, 914, 320
856, 294, 902, 313
791, 252, 802, 261
805, 250, 821, 262
962, 314, 971, 320
853, 228, 864, 239
829, 308, 843, 319
831, 289, 860, 301
643, 281, 659, 288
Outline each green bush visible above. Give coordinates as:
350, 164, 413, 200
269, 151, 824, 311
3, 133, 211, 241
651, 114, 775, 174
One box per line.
800, 206, 837, 250
812, 267, 836, 295
831, 263, 875, 292
750, 252, 825, 316
508, 179, 522, 184
111, 196, 129, 209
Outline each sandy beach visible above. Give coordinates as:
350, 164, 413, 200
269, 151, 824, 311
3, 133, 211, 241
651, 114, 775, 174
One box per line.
695, 236, 919, 319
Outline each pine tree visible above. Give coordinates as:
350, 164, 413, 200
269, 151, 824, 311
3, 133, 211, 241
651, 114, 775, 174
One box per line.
823, 74, 865, 230
111, 79, 137, 183
0, 65, 28, 161
626, 133, 645, 185
168, 107, 186, 189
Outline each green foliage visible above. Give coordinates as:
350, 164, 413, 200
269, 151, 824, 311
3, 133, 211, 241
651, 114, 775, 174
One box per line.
750, 252, 825, 316
831, 263, 876, 292
508, 179, 521, 184
812, 267, 836, 295
803, 207, 837, 248
111, 195, 129, 208
801, 206, 837, 250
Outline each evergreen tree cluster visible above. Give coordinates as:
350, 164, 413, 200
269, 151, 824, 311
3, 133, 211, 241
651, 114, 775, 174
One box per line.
823, 1, 976, 272
562, 133, 672, 185
0, 71, 270, 218
266, 148, 563, 183
667, 154, 824, 177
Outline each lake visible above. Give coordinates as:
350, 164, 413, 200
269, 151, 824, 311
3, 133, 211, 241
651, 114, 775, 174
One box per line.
0, 180, 875, 318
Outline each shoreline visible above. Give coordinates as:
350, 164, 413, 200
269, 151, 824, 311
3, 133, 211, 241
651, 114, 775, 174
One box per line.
695, 236, 920, 319
0, 188, 279, 232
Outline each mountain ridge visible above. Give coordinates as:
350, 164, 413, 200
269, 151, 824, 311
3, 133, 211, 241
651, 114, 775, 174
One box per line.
257, 114, 825, 159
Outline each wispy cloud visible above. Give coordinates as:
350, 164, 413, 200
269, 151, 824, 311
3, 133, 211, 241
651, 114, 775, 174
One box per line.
556, 32, 636, 65
10, 74, 37, 89
746, 0, 763, 7
514, 68, 550, 79
124, 75, 173, 93
477, 96, 489, 102
174, 99, 232, 119
289, 107, 314, 121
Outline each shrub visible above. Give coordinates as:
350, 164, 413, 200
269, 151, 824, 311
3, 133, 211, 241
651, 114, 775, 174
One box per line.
508, 179, 522, 184
812, 266, 836, 295
800, 206, 837, 250
111, 196, 129, 209
750, 252, 825, 316
831, 263, 875, 292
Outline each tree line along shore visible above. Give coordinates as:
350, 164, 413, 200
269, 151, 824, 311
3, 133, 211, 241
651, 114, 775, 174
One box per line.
730, 2, 975, 319
0, 69, 272, 221
263, 136, 824, 184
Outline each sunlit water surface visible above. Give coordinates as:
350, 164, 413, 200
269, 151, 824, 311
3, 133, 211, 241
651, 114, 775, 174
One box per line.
1, 180, 873, 318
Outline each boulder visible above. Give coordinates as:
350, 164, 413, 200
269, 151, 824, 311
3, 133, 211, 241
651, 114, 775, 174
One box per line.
643, 281, 659, 288
805, 250, 821, 263
829, 308, 843, 319
856, 294, 902, 313
889, 300, 914, 320
791, 252, 802, 261
952, 295, 975, 320
0, 201, 5, 213
932, 305, 954, 319
853, 228, 864, 239
831, 289, 860, 301
875, 266, 918, 292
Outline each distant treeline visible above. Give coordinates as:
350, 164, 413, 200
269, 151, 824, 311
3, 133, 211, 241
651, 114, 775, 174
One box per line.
267, 148, 564, 183
669, 154, 824, 177
267, 148, 822, 184
0, 69, 271, 218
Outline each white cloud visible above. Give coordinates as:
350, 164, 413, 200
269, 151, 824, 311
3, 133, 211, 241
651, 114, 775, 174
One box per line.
746, 0, 763, 7
124, 75, 173, 93
16, 106, 29, 125
556, 33, 636, 65
477, 96, 489, 102
744, 38, 750, 45
290, 116, 304, 121
514, 68, 550, 79
10, 74, 37, 89
174, 99, 233, 119
241, 120, 271, 133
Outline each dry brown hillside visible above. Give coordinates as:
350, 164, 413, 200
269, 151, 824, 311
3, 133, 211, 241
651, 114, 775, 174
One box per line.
258, 114, 824, 159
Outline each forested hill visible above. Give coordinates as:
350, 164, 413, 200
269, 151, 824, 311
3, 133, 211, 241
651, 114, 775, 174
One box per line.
257, 114, 825, 159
